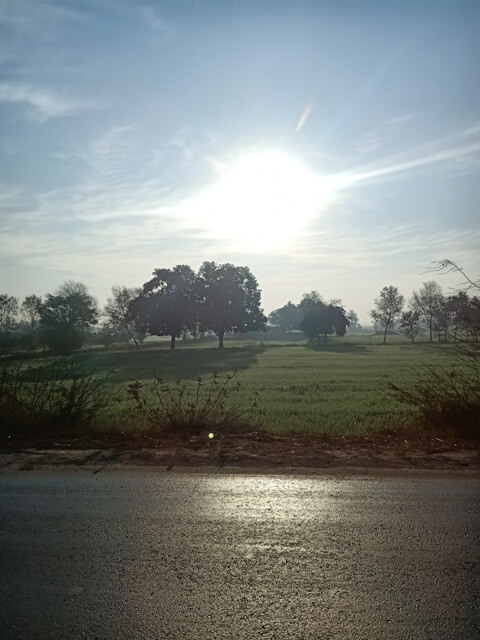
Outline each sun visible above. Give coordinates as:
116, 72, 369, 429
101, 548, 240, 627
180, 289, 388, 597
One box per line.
181, 149, 338, 251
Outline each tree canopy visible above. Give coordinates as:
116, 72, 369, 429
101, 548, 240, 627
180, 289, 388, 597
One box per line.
0, 294, 18, 332
412, 281, 444, 343
196, 261, 266, 348
370, 285, 404, 344
104, 285, 143, 350
40, 281, 99, 353
131, 265, 197, 350
268, 301, 303, 332
299, 292, 350, 345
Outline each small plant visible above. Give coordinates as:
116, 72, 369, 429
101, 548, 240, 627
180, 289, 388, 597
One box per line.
127, 370, 259, 436
0, 358, 111, 437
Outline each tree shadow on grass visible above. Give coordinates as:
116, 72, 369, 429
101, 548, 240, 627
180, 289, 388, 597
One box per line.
15, 345, 264, 384
306, 343, 368, 354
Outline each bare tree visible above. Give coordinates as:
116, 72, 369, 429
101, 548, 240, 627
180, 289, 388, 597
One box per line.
104, 285, 143, 350
0, 294, 18, 331
20, 294, 42, 350
370, 286, 404, 344
412, 281, 444, 343
391, 261, 479, 437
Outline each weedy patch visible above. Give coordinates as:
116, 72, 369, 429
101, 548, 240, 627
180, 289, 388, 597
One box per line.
0, 358, 112, 438
390, 346, 480, 439
127, 370, 260, 437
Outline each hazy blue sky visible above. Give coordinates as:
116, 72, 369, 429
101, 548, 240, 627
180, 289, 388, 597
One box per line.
1, 0, 479, 322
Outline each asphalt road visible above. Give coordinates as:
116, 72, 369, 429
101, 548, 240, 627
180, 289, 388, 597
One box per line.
0, 470, 479, 640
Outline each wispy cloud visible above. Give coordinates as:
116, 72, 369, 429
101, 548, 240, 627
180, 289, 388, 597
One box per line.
139, 5, 175, 41
74, 125, 137, 178
386, 112, 419, 126
0, 82, 99, 120
353, 112, 421, 158
340, 124, 480, 186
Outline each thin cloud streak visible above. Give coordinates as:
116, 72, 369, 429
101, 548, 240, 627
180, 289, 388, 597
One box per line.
0, 82, 99, 120
335, 127, 480, 188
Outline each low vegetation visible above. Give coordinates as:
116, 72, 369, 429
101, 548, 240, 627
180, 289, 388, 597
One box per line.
0, 358, 111, 437
1, 336, 476, 442
127, 371, 259, 436
1, 261, 478, 443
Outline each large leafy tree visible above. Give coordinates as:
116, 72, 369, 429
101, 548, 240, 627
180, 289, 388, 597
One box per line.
299, 292, 350, 345
40, 281, 99, 353
268, 301, 303, 332
131, 265, 196, 350
412, 280, 444, 343
104, 285, 144, 350
196, 261, 266, 348
370, 285, 404, 344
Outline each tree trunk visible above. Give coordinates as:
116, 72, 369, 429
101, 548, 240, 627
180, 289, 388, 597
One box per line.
218, 330, 225, 348
170, 335, 176, 350
429, 322, 433, 342
383, 325, 388, 344
126, 327, 139, 351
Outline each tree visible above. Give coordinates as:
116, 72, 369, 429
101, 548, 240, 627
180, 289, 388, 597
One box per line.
370, 286, 404, 344
347, 309, 360, 329
40, 281, 99, 353
412, 281, 444, 343
391, 260, 480, 437
104, 285, 144, 350
298, 290, 324, 314
0, 293, 19, 352
131, 265, 196, 350
299, 293, 350, 345
196, 261, 266, 348
268, 301, 303, 332
0, 294, 18, 331
20, 294, 42, 350
399, 309, 421, 343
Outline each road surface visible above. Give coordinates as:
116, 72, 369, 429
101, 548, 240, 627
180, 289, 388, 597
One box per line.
1, 470, 479, 639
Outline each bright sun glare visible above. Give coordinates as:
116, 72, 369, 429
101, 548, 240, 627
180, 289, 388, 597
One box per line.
181, 150, 338, 251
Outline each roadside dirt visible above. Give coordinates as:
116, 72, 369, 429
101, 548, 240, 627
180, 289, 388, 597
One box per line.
1, 430, 479, 471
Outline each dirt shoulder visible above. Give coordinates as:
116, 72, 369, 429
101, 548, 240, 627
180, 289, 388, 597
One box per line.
1, 430, 479, 473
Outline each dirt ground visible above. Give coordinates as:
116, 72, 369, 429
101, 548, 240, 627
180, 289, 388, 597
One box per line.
1, 429, 479, 472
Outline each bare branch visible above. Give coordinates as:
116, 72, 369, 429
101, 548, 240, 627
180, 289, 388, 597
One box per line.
426, 260, 480, 292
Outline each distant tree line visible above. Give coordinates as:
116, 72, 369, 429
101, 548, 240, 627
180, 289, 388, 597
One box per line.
0, 262, 266, 354
370, 281, 480, 344
2, 266, 480, 355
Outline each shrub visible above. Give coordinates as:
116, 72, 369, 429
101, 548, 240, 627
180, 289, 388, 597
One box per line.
127, 371, 259, 437
390, 348, 480, 438
42, 325, 85, 354
0, 358, 111, 438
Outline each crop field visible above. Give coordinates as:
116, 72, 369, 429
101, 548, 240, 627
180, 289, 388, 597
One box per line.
2, 336, 459, 437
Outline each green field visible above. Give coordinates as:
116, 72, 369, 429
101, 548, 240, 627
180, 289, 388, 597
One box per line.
5, 335, 456, 436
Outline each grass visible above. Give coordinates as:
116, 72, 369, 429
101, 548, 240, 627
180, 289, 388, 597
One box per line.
1, 335, 460, 437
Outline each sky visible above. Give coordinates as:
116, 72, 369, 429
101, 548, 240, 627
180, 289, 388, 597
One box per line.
1, 0, 479, 324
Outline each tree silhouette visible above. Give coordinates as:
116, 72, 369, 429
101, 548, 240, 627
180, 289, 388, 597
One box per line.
196, 261, 266, 348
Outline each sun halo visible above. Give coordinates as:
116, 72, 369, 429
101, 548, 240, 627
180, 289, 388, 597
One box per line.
182, 149, 337, 252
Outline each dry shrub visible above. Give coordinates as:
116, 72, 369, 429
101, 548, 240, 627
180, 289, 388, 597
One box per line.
127, 371, 259, 437
0, 358, 110, 438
